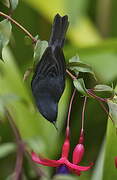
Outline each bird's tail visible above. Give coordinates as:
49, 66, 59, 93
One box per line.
49, 14, 69, 48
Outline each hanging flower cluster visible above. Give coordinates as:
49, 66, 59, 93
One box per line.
32, 90, 93, 176
32, 129, 93, 176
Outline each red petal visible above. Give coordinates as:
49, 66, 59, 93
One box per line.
65, 160, 93, 172
72, 144, 85, 164
32, 152, 61, 167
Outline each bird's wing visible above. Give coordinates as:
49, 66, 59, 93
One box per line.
54, 46, 66, 77
32, 46, 66, 82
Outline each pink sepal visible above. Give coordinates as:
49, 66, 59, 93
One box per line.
72, 144, 85, 164
65, 160, 93, 172
32, 152, 61, 167
61, 127, 70, 158
32, 152, 93, 176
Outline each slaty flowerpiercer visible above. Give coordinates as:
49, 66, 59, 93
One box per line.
31, 14, 69, 125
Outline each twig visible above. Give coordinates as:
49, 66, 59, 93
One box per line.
97, 100, 113, 122
5, 110, 21, 142
6, 109, 46, 179
0, 11, 77, 80
87, 89, 113, 120
13, 145, 24, 180
0, 11, 37, 44
81, 96, 87, 131
67, 88, 76, 128
87, 89, 107, 102
6, 109, 24, 180
66, 69, 76, 80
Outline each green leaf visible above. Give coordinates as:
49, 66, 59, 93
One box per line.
0, 94, 20, 106
91, 140, 105, 180
26, 136, 46, 154
94, 84, 114, 98
73, 78, 88, 96
33, 40, 48, 65
101, 119, 117, 180
67, 55, 80, 76
34, 34, 39, 41
94, 85, 113, 92
107, 95, 117, 128
69, 55, 80, 63
0, 143, 16, 158
0, 20, 12, 60
0, 94, 20, 118
1, 0, 10, 8
68, 55, 96, 78
9, 0, 19, 10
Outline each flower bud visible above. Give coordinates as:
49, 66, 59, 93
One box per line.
61, 127, 70, 158
73, 144, 85, 164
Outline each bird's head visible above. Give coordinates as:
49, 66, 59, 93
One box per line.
36, 94, 58, 124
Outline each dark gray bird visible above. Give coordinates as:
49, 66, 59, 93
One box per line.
31, 14, 69, 125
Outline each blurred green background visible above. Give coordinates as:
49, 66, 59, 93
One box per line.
0, 0, 117, 179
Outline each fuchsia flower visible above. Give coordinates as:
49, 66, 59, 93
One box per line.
32, 91, 93, 176
32, 127, 93, 176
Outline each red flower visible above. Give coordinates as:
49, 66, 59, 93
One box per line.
72, 130, 85, 165
32, 127, 93, 176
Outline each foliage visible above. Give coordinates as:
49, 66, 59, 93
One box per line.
0, 0, 117, 179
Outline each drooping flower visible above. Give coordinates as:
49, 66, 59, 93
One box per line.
32, 127, 93, 176
72, 130, 85, 165
32, 91, 93, 176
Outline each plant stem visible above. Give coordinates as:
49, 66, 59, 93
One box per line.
6, 110, 21, 143
97, 99, 113, 122
87, 89, 107, 102
0, 11, 37, 44
0, 11, 77, 80
81, 96, 87, 131
66, 69, 76, 80
6, 109, 46, 179
67, 88, 76, 128
6, 109, 24, 180
14, 146, 24, 180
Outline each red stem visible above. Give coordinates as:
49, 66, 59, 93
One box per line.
66, 69, 76, 80
0, 11, 76, 80
0, 11, 37, 44
97, 100, 113, 122
87, 89, 107, 102
6, 110, 24, 180
81, 96, 87, 131
67, 89, 76, 128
